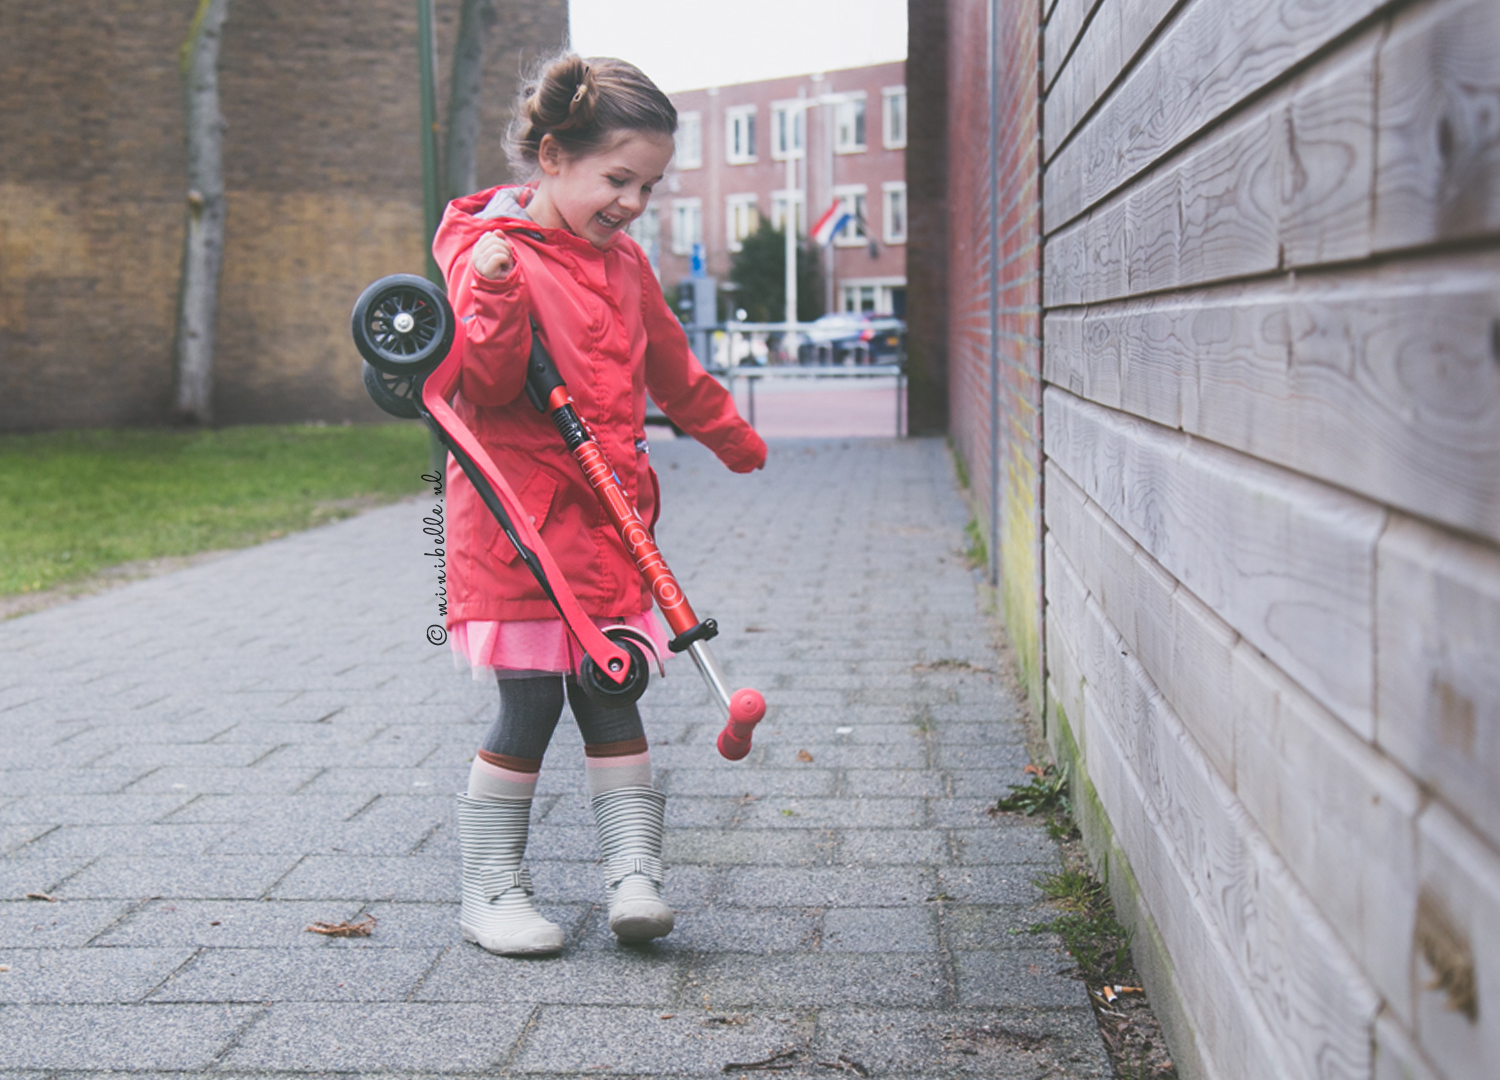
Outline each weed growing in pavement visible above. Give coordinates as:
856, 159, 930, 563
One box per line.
1031, 868, 1135, 983
963, 517, 988, 568
989, 764, 1077, 840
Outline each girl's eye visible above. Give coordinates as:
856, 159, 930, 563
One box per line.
608, 176, 627, 187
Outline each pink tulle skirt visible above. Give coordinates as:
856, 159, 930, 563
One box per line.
449, 610, 671, 680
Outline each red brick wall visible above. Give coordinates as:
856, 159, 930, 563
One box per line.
0, 0, 564, 431
942, 0, 1043, 706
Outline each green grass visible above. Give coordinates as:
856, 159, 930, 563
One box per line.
0, 424, 431, 597
1032, 867, 1136, 983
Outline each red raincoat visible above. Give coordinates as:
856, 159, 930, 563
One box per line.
433, 185, 766, 626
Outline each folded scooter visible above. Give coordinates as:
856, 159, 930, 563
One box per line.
350, 274, 765, 760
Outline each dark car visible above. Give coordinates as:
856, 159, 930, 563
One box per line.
796, 313, 906, 366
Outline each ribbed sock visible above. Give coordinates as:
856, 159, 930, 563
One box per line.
584, 737, 652, 797
467, 749, 542, 801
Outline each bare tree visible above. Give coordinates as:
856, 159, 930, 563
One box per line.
173, 0, 231, 424
443, 0, 497, 204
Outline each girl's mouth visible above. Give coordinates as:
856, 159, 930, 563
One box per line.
596, 211, 626, 231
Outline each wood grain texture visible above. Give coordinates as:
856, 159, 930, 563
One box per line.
1413, 804, 1500, 1080
1373, 1012, 1442, 1080
1050, 462, 1421, 1019
1045, 387, 1385, 736
1043, 256, 1500, 544
1071, 579, 1380, 1080
1377, 515, 1500, 849
1045, 0, 1380, 229
1375, 0, 1500, 251
1044, 0, 1179, 160
1079, 680, 1293, 1080
1043, 0, 1103, 90
1044, 38, 1376, 306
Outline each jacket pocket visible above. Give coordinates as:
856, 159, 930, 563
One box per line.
487, 467, 559, 565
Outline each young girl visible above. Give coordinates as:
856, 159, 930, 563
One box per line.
433, 53, 766, 956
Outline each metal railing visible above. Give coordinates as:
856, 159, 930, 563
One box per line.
702, 321, 907, 438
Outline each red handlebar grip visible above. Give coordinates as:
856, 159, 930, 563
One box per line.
716, 688, 766, 761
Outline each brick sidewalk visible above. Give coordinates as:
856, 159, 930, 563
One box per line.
0, 437, 1107, 1077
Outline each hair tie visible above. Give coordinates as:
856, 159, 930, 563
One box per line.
571, 83, 587, 106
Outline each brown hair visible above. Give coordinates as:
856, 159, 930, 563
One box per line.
507, 52, 676, 174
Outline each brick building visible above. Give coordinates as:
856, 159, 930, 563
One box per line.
640, 61, 907, 320
0, 0, 566, 432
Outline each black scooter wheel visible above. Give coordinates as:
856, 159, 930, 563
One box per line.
578, 631, 650, 707
351, 274, 454, 377
362, 361, 422, 420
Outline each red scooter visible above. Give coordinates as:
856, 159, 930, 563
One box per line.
351, 274, 765, 760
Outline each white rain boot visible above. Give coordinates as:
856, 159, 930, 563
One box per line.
455, 794, 566, 955
592, 786, 674, 942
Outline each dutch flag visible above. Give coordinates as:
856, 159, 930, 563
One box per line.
811, 200, 852, 246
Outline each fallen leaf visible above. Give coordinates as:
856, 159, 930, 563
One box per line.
1023, 763, 1046, 777
209, 921, 221, 926
305, 914, 377, 937
659, 1013, 675, 1019
796, 749, 814, 763
0, 965, 9, 973
24, 892, 57, 903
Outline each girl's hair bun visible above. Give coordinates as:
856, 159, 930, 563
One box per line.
507, 51, 676, 174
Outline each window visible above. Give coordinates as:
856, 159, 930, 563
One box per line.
882, 87, 907, 149
671, 199, 702, 255
726, 194, 760, 252
839, 279, 906, 316
834, 95, 867, 153
882, 182, 907, 244
726, 105, 756, 164
832, 185, 868, 246
771, 190, 805, 235
676, 112, 702, 169
628, 207, 661, 275
771, 101, 805, 159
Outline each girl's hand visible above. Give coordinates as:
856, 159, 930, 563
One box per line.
471, 232, 514, 280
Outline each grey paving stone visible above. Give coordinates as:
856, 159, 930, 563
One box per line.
0, 793, 195, 826
211, 816, 439, 857
123, 765, 323, 796
295, 766, 467, 796
660, 768, 837, 798
840, 768, 950, 798
689, 953, 945, 1008
14, 823, 233, 860
821, 906, 940, 953
56, 855, 298, 901
0, 768, 152, 796
89, 742, 273, 769
263, 855, 454, 903
948, 826, 1062, 867
665, 829, 833, 867
0, 1003, 260, 1070
95, 899, 367, 949
0, 947, 193, 1003
416, 942, 684, 1004
952, 949, 1093, 1008
157, 793, 371, 825
0, 826, 52, 856
1, 858, 97, 901
936, 866, 1049, 906
221, 1001, 529, 1071
0, 899, 129, 947
734, 796, 927, 830
512, 1005, 810, 1074
836, 828, 950, 866
942, 905, 1060, 950
810, 1007, 1111, 1078
150, 944, 441, 1002
572, 905, 818, 954
721, 867, 935, 908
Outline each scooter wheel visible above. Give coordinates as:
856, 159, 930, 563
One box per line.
362, 361, 421, 420
351, 274, 454, 377
578, 633, 650, 707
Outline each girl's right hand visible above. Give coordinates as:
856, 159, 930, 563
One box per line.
471, 232, 514, 280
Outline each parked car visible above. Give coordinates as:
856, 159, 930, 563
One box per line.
796, 313, 906, 365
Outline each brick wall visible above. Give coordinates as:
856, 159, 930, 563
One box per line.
0, 0, 565, 431
941, 0, 1043, 710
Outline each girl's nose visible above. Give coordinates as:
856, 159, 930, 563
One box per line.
618, 189, 645, 214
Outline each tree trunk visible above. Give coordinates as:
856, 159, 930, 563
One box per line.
443, 0, 496, 204
173, 0, 230, 424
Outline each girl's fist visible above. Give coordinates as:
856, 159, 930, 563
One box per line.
471, 232, 514, 280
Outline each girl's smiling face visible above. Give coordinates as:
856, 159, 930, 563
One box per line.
529, 130, 675, 249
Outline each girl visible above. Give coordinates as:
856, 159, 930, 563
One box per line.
433, 53, 766, 956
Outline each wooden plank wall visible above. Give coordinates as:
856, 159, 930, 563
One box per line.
1037, 0, 1500, 1077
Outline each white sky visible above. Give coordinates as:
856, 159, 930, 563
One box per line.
569, 0, 908, 93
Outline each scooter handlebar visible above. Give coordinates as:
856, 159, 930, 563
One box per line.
716, 688, 766, 761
